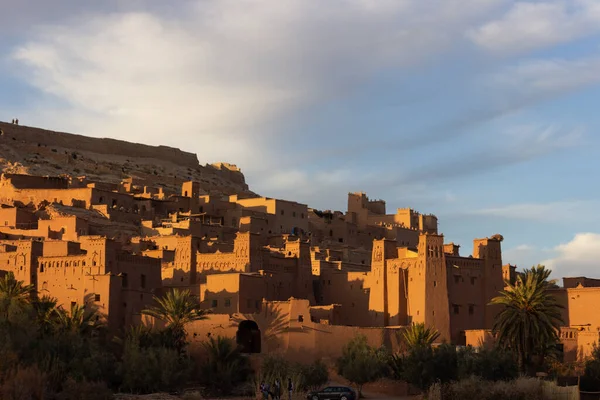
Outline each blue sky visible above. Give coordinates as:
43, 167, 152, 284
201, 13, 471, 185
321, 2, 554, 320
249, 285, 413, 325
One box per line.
1, 0, 600, 281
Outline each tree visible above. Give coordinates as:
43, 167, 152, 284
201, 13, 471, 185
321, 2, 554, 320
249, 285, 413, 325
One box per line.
402, 323, 440, 348
199, 336, 250, 395
0, 272, 34, 321
490, 264, 564, 374
32, 295, 59, 334
337, 335, 388, 398
142, 288, 209, 353
55, 303, 101, 337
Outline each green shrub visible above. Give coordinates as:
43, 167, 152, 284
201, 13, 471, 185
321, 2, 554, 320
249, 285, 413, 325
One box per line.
298, 359, 329, 390
337, 335, 389, 397
197, 336, 251, 395
117, 340, 191, 394
457, 346, 518, 381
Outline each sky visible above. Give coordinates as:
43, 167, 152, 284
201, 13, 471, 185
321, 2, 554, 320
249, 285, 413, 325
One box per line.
0, 0, 599, 282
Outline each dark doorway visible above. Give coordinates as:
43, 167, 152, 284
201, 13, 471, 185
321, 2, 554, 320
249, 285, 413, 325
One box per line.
236, 320, 261, 353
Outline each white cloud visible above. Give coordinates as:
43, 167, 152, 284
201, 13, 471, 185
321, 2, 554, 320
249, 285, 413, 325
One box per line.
503, 243, 544, 268
472, 200, 600, 223
542, 233, 600, 278
469, 0, 600, 54
8, 0, 505, 172
484, 57, 600, 104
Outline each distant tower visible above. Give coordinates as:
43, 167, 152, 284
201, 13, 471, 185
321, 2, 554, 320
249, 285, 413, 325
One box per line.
408, 233, 450, 342
473, 235, 504, 328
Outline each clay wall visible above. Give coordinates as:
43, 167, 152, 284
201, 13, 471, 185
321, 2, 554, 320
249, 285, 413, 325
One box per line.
91, 205, 145, 224
413, 234, 451, 342
5, 187, 93, 208
443, 243, 459, 256
233, 197, 308, 234
419, 214, 438, 234
186, 299, 405, 363
42, 240, 82, 257
0, 207, 38, 229
146, 235, 198, 285
385, 258, 410, 327
201, 272, 265, 314
0, 124, 199, 168
116, 253, 161, 327
385, 226, 419, 247
502, 264, 517, 286
38, 216, 89, 241
472, 237, 504, 329
395, 208, 420, 229
563, 277, 600, 288
464, 329, 495, 349
551, 287, 600, 328
445, 256, 486, 344
1, 174, 69, 190
0, 239, 42, 285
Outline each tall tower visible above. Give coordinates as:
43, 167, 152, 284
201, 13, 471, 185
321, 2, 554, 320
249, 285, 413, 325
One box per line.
368, 238, 398, 326
408, 233, 450, 342
285, 238, 314, 302
473, 235, 504, 328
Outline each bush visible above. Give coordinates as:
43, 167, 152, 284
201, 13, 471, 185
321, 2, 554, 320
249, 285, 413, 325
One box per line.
0, 365, 49, 400
298, 359, 329, 390
337, 335, 389, 396
394, 345, 518, 391
56, 378, 113, 400
457, 346, 518, 381
118, 340, 191, 394
432, 376, 545, 400
261, 354, 291, 379
197, 336, 251, 395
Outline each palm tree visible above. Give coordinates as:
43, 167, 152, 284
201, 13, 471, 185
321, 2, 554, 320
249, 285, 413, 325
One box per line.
490, 264, 564, 373
55, 303, 100, 337
402, 322, 440, 348
32, 295, 58, 334
142, 288, 209, 352
200, 336, 249, 394
0, 272, 34, 321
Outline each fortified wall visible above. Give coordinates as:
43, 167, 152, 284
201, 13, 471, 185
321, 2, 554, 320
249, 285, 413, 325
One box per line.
0, 121, 251, 195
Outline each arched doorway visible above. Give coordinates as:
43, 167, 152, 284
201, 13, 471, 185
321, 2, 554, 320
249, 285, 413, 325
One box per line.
236, 320, 261, 353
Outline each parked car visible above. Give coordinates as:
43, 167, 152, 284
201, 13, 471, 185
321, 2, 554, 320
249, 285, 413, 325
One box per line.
306, 386, 357, 400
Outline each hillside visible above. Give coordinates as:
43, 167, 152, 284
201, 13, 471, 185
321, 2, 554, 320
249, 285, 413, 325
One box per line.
0, 121, 253, 196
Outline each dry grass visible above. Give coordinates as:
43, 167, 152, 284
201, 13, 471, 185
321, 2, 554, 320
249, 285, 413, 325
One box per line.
427, 377, 547, 400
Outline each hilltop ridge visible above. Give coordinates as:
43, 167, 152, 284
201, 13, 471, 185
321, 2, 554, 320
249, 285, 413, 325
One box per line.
0, 121, 253, 196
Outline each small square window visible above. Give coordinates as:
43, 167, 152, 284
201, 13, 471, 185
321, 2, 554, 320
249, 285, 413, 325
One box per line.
453, 305, 460, 315
94, 294, 101, 302
225, 298, 231, 307
298, 315, 304, 323
211, 299, 218, 307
